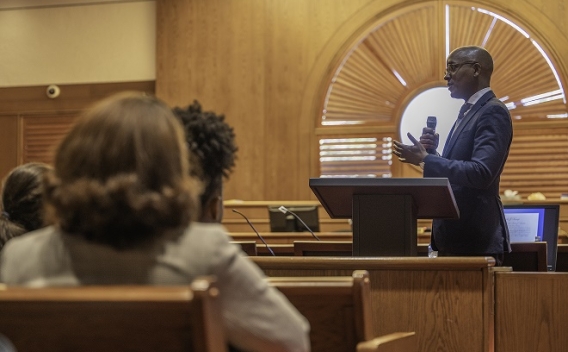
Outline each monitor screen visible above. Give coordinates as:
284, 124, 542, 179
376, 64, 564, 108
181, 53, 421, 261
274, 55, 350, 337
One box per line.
503, 204, 559, 271
268, 206, 320, 233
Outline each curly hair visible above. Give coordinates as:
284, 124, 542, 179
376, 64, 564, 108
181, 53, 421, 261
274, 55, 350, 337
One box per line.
173, 101, 237, 209
0, 163, 51, 249
44, 92, 200, 250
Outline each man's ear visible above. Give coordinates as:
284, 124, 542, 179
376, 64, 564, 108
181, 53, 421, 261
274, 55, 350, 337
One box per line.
473, 63, 481, 77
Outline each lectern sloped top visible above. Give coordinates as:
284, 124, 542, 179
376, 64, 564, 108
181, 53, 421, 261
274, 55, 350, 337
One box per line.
309, 177, 459, 219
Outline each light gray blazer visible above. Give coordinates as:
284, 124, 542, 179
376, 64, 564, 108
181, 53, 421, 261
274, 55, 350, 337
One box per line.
0, 222, 310, 352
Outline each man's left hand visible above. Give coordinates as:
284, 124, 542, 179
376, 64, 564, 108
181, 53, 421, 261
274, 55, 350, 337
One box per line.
392, 133, 429, 166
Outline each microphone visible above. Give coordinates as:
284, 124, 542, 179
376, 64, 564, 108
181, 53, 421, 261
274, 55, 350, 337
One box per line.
278, 206, 320, 241
232, 209, 275, 256
425, 116, 437, 154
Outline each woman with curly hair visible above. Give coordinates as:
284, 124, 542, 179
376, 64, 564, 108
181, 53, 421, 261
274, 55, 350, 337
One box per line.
0, 92, 309, 352
0, 162, 52, 250
173, 100, 238, 222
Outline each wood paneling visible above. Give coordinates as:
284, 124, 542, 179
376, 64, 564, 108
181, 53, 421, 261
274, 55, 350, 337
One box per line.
495, 272, 568, 352
0, 115, 19, 180
157, 0, 394, 201
21, 113, 78, 165
252, 256, 502, 352
0, 81, 155, 115
156, 0, 568, 201
0, 81, 155, 180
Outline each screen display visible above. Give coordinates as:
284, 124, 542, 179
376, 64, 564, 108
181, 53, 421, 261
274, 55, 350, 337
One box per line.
268, 206, 320, 233
504, 208, 545, 242
503, 204, 559, 271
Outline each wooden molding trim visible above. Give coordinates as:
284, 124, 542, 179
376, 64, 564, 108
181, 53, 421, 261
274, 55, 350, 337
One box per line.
0, 81, 155, 115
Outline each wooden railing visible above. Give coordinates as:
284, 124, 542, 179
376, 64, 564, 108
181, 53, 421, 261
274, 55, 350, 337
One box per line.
251, 256, 501, 352
225, 199, 568, 245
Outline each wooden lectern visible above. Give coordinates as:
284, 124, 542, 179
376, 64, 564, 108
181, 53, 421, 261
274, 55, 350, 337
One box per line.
309, 178, 459, 256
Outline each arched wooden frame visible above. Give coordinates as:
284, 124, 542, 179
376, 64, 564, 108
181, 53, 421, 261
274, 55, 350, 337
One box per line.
303, 0, 568, 181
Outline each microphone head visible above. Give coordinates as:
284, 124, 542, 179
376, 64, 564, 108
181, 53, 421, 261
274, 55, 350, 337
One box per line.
231, 209, 238, 213
278, 206, 288, 214
427, 116, 437, 129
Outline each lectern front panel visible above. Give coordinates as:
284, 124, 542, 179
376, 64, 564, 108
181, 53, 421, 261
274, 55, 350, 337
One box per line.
353, 194, 417, 256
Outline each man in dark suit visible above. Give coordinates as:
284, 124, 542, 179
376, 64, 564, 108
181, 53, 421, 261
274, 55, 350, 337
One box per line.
393, 46, 512, 265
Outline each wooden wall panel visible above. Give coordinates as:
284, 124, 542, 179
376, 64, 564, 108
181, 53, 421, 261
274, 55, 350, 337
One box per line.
0, 81, 154, 180
252, 257, 499, 352
495, 272, 568, 352
155, 0, 568, 202
156, 0, 268, 200
21, 114, 79, 166
0, 116, 19, 181
156, 0, 384, 201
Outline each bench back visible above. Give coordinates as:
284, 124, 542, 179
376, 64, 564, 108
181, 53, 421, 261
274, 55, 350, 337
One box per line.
0, 278, 226, 352
502, 242, 548, 272
268, 270, 374, 351
293, 240, 352, 256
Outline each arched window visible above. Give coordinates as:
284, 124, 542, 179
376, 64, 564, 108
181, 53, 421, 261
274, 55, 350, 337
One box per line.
318, 2, 568, 198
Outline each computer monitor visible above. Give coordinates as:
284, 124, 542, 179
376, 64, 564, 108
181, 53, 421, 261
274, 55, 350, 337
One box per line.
268, 206, 320, 233
503, 204, 559, 271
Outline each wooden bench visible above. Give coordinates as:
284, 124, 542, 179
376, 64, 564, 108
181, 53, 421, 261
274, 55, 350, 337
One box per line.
231, 240, 258, 256
502, 242, 548, 272
257, 243, 294, 256
556, 243, 568, 271
230, 231, 353, 244
293, 240, 352, 256
0, 278, 226, 352
291, 241, 548, 272
494, 272, 568, 352
267, 270, 416, 352
252, 256, 503, 352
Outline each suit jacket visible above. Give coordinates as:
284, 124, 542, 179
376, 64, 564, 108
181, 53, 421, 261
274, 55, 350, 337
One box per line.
423, 90, 512, 255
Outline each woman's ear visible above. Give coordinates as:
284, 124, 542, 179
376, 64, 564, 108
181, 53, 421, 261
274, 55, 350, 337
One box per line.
202, 191, 223, 223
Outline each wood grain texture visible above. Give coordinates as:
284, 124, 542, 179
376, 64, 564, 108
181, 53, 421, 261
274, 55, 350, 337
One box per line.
0, 115, 19, 179
494, 272, 568, 352
267, 271, 377, 352
252, 256, 498, 352
0, 81, 155, 180
156, 0, 568, 201
0, 279, 226, 352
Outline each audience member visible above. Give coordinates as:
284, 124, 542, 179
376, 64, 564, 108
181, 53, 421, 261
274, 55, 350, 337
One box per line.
173, 101, 238, 222
0, 92, 310, 352
0, 163, 51, 250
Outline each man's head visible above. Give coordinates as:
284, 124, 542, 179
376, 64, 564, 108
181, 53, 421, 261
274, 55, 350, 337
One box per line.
444, 46, 494, 101
173, 101, 237, 223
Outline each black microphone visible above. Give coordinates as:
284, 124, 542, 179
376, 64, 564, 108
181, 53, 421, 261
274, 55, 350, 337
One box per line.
278, 206, 320, 241
425, 116, 437, 154
232, 209, 275, 256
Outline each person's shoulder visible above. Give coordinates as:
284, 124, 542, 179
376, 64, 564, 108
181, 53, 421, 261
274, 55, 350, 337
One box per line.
182, 222, 230, 240
164, 222, 240, 274
176, 221, 234, 254
2, 226, 60, 253
481, 91, 505, 108
0, 226, 65, 284
477, 92, 510, 118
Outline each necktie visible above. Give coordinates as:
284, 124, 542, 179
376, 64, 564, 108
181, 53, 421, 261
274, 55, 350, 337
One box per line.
445, 103, 473, 154
457, 103, 473, 121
